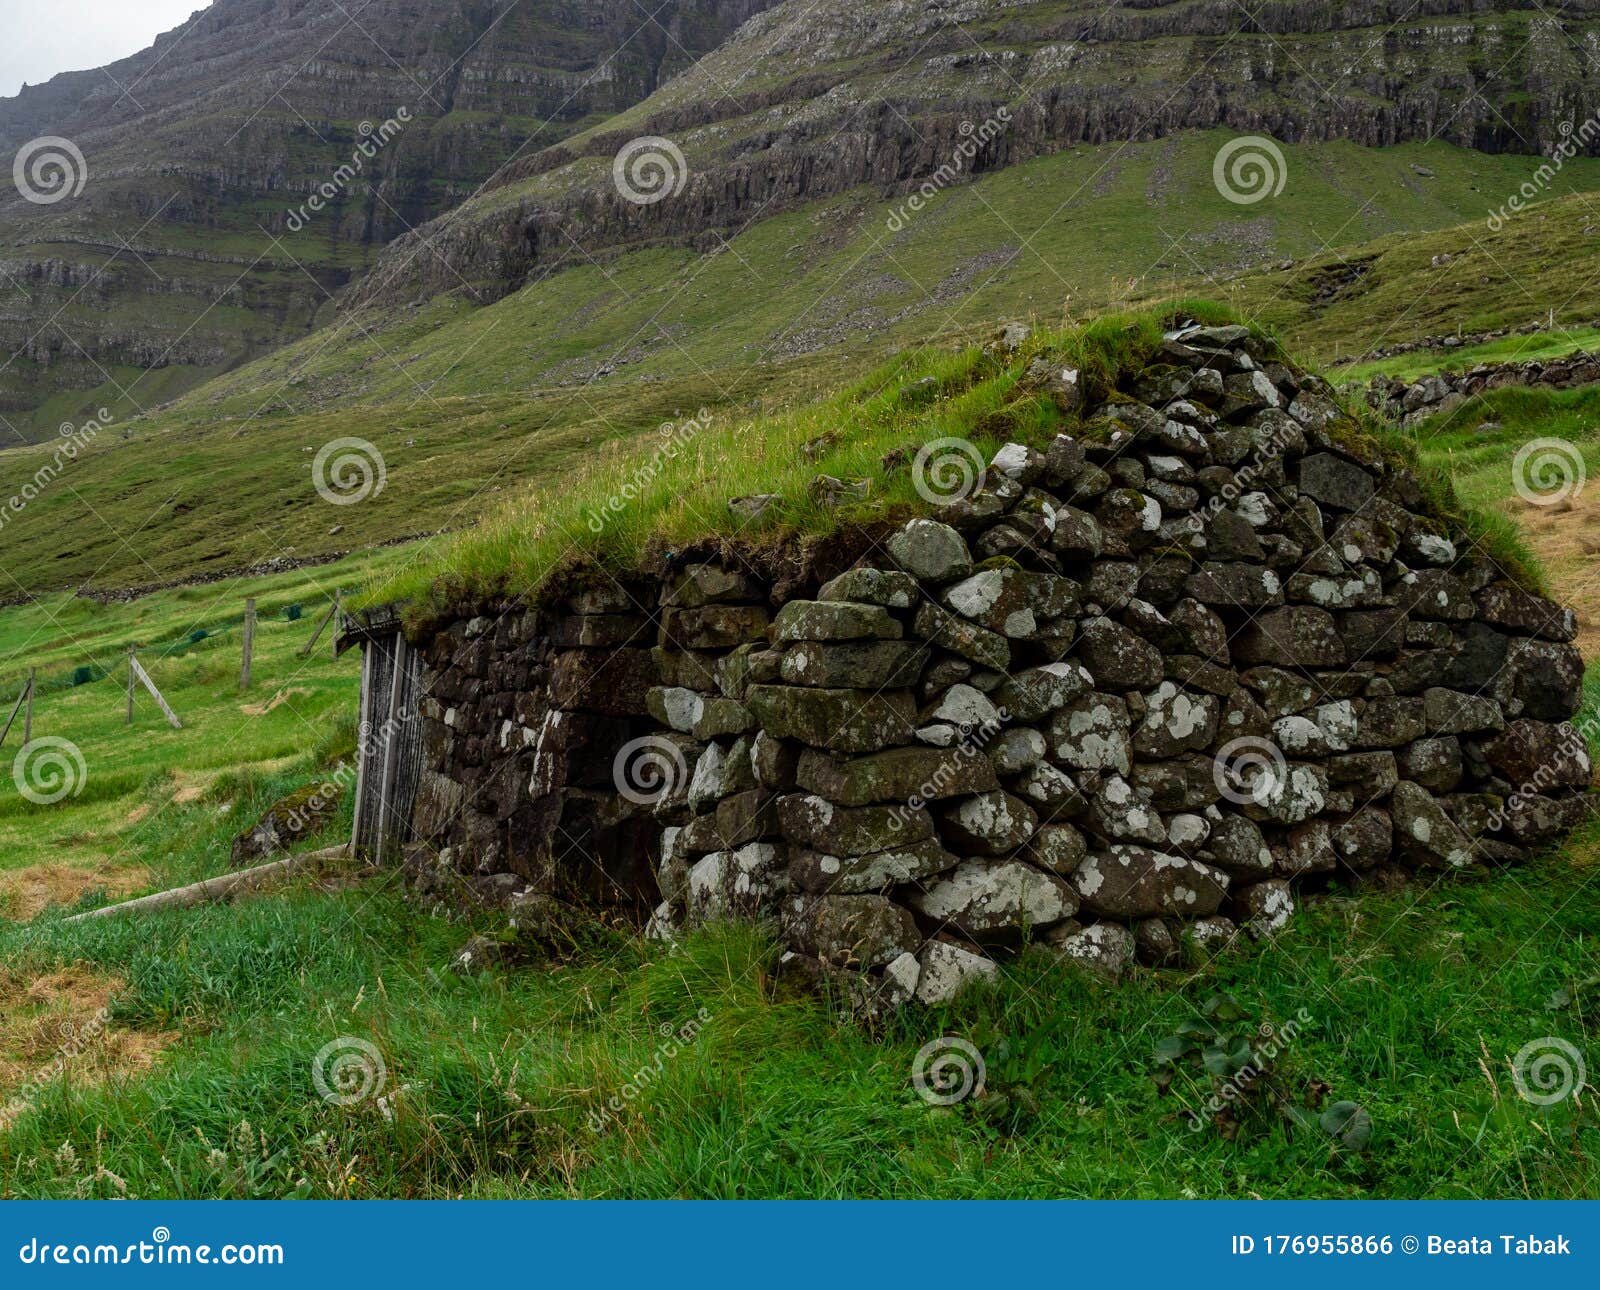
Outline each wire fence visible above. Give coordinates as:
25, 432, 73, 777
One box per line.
3, 599, 330, 710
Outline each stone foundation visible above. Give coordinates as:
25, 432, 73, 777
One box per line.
402, 322, 1591, 1009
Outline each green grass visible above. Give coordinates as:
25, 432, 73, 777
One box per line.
0, 551, 388, 880
1337, 327, 1600, 387
7, 133, 1600, 599
2, 796, 1597, 1197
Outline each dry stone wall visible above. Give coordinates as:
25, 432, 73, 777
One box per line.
403, 322, 1592, 1010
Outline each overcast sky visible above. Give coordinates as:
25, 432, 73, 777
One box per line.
0, 0, 213, 98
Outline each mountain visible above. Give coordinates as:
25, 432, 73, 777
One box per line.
357, 0, 1600, 309
0, 0, 779, 441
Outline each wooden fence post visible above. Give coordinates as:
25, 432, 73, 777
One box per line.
0, 679, 25, 750
129, 654, 183, 730
240, 598, 256, 691
299, 588, 342, 659
23, 668, 34, 744
126, 648, 136, 725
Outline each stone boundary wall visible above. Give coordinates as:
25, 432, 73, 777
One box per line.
402, 323, 1591, 1011
1361, 349, 1600, 430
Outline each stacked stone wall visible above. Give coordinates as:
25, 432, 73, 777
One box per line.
404, 323, 1591, 1008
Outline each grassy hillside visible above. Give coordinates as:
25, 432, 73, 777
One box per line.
1, 292, 1597, 1197
4, 133, 1599, 601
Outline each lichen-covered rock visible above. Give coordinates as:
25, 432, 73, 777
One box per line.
1237, 879, 1295, 937
790, 837, 959, 893
887, 519, 973, 582
778, 793, 932, 855
1049, 922, 1135, 979
914, 940, 999, 1004
1133, 682, 1219, 758
795, 745, 997, 806
905, 859, 1077, 940
746, 685, 917, 753
1076, 616, 1163, 689
785, 894, 920, 970
995, 662, 1092, 721
686, 843, 787, 923
1390, 780, 1475, 869
816, 567, 920, 608
936, 790, 1039, 854
1069, 846, 1230, 918
779, 639, 927, 688
774, 600, 903, 642
1048, 694, 1132, 774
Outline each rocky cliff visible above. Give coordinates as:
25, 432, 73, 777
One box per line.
396, 321, 1591, 1010
0, 0, 780, 438
356, 0, 1600, 309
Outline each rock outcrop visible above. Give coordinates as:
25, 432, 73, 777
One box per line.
401, 321, 1591, 1010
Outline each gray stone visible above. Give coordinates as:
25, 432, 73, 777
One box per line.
914, 941, 1000, 1004
913, 602, 1011, 670
778, 793, 932, 855
795, 745, 998, 806
887, 519, 973, 582
1237, 879, 1295, 937
905, 859, 1077, 940
1049, 694, 1133, 775
816, 566, 921, 609
774, 599, 902, 642
1049, 922, 1136, 979
790, 837, 959, 893
1076, 616, 1164, 689
1233, 607, 1345, 666
747, 685, 917, 753
786, 894, 920, 970
779, 639, 928, 688
937, 790, 1039, 854
996, 663, 1093, 721
1390, 780, 1475, 869
1297, 453, 1375, 510
1133, 682, 1219, 757
1069, 845, 1230, 918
